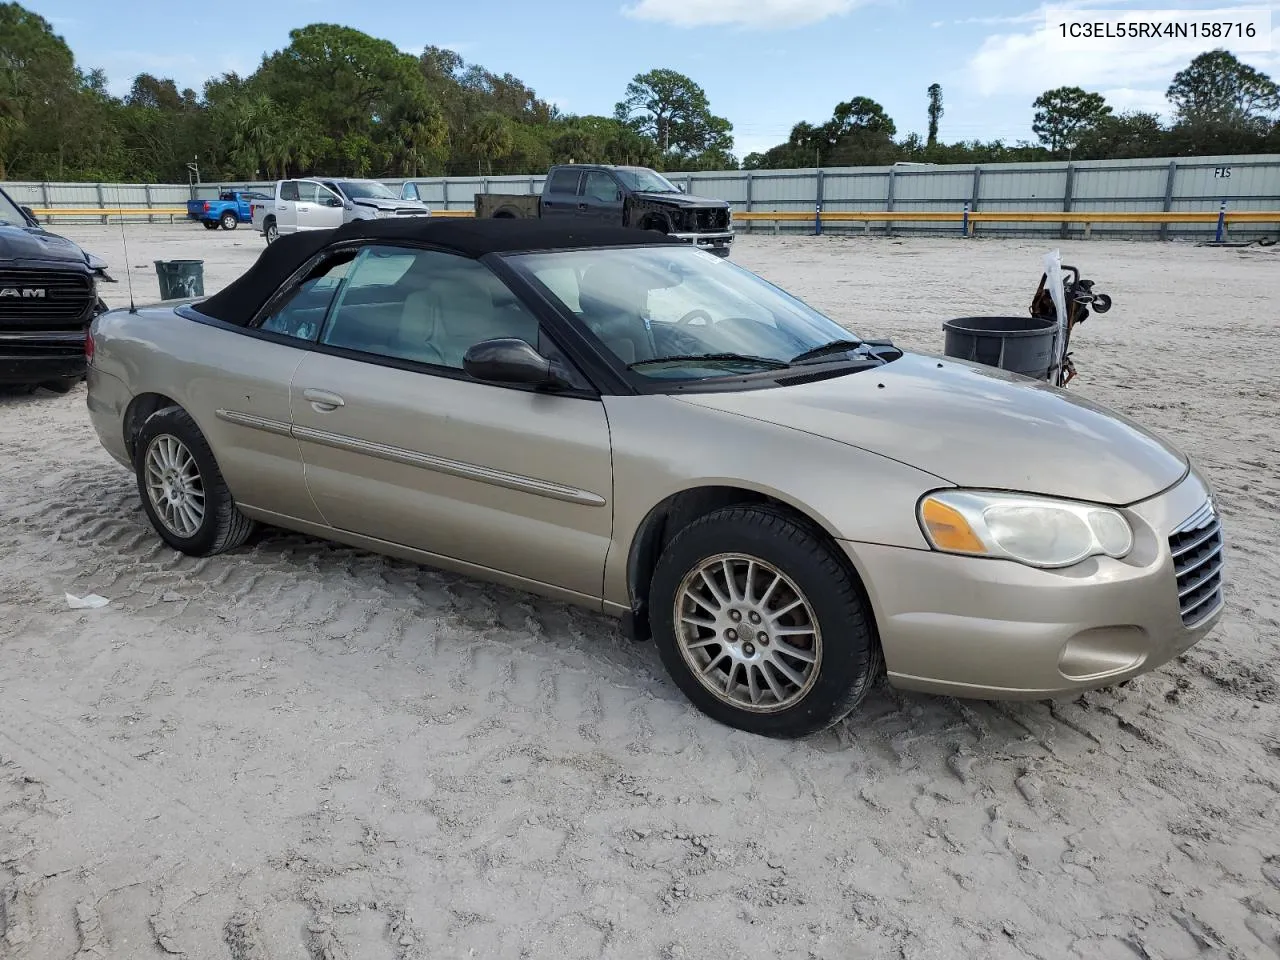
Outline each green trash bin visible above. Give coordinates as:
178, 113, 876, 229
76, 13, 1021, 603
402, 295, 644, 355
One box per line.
154, 259, 205, 300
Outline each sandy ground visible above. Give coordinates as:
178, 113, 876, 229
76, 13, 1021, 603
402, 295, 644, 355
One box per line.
2, 224, 1279, 960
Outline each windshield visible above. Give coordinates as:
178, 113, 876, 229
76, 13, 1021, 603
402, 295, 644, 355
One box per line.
337, 180, 398, 200
611, 168, 680, 193
504, 246, 863, 380
0, 189, 27, 225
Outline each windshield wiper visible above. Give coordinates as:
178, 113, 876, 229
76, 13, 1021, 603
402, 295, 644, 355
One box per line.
627, 353, 790, 370
789, 338, 865, 365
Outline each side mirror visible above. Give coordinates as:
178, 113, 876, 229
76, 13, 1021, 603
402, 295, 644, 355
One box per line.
20, 205, 36, 221
463, 338, 571, 388
615, 190, 623, 202
677, 184, 686, 193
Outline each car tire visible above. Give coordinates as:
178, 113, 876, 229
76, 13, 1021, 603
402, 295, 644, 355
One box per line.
202, 221, 220, 231
220, 212, 238, 230
132, 405, 256, 557
649, 504, 882, 739
264, 219, 278, 244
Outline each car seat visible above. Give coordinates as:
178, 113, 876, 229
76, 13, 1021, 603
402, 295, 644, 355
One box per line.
576, 260, 657, 364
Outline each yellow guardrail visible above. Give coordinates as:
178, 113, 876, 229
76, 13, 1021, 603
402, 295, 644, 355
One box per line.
32, 207, 190, 219
29, 205, 1278, 240
728, 210, 1280, 223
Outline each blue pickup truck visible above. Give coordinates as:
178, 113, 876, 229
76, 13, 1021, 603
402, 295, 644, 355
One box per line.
186, 190, 271, 231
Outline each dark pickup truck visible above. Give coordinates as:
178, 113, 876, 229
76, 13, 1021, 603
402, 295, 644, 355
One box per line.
0, 186, 113, 393
471, 164, 734, 257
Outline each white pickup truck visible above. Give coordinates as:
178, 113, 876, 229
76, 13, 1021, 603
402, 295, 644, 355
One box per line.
251, 178, 431, 244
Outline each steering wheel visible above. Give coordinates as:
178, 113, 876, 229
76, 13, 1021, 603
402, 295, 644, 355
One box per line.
677, 308, 714, 326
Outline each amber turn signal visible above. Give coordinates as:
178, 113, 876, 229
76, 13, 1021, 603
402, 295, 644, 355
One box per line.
920, 497, 988, 555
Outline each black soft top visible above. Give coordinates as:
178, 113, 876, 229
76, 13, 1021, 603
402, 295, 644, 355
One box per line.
192, 217, 683, 327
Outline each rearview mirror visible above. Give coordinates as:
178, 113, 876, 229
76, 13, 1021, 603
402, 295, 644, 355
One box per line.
463, 338, 572, 388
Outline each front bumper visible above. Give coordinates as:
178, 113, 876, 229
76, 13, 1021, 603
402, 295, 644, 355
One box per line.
0, 331, 86, 385
670, 231, 734, 256
842, 469, 1225, 699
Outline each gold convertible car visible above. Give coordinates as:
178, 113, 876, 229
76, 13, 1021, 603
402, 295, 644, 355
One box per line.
85, 218, 1226, 738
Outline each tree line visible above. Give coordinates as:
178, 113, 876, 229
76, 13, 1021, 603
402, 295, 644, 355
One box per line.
1, 2, 1277, 185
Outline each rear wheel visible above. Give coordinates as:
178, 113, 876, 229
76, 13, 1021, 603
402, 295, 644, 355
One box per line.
220, 211, 238, 230
133, 405, 256, 556
649, 505, 882, 738
202, 221, 219, 230
264, 218, 278, 244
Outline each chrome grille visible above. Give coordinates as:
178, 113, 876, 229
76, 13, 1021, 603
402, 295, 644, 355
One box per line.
0, 269, 94, 328
1168, 499, 1224, 626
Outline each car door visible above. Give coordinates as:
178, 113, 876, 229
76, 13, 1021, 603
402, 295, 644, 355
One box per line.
579, 171, 625, 226
276, 180, 302, 234
288, 242, 614, 605
199, 251, 358, 526
539, 167, 582, 219
294, 181, 345, 230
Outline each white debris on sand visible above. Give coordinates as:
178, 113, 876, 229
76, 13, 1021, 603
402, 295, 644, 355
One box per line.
1, 225, 1277, 959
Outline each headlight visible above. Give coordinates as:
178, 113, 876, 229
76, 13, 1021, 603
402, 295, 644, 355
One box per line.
917, 490, 1133, 569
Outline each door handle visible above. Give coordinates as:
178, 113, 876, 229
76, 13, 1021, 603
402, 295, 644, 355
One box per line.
303, 388, 344, 411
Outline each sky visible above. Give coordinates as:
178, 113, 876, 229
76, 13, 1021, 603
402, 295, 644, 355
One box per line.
28, 0, 1280, 159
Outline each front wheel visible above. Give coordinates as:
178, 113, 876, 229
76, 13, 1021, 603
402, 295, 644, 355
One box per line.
133, 405, 256, 556
649, 505, 882, 738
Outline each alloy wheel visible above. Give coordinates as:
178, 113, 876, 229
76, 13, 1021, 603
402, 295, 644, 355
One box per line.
673, 553, 822, 713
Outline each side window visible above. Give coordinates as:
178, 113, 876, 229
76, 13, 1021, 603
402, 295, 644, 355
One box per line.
583, 172, 618, 202
318, 245, 589, 388
546, 168, 581, 196
257, 252, 357, 341
317, 184, 343, 207
280, 180, 300, 202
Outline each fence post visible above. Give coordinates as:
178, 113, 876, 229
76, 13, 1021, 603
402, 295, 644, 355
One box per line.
1160, 160, 1177, 241
96, 182, 106, 224
885, 165, 896, 237
442, 179, 449, 211
814, 168, 824, 236
144, 184, 153, 224
962, 202, 970, 237
1061, 162, 1074, 240
39, 182, 50, 223
1214, 200, 1226, 242
745, 172, 753, 235
970, 166, 982, 238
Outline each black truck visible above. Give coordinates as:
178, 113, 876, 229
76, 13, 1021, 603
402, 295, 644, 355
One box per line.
471, 164, 734, 257
0, 186, 114, 393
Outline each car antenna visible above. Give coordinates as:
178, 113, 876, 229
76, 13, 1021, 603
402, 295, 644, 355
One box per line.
113, 184, 137, 313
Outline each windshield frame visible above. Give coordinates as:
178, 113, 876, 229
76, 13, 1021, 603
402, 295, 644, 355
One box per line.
0, 188, 30, 226
335, 180, 399, 200
611, 168, 681, 194
496, 243, 878, 395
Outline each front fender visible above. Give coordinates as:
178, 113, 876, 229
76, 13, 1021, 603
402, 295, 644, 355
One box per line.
601, 394, 947, 608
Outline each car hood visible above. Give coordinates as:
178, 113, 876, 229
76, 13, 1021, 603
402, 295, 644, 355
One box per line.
0, 223, 91, 268
350, 197, 429, 210
631, 191, 726, 208
675, 352, 1189, 506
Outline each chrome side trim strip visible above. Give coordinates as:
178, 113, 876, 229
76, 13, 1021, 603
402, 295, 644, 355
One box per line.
290, 422, 607, 508
215, 409, 293, 438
